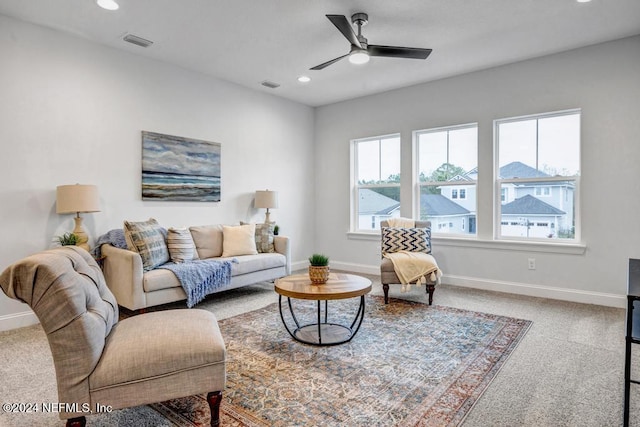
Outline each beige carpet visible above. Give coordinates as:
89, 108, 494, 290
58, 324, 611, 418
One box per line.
0, 276, 629, 426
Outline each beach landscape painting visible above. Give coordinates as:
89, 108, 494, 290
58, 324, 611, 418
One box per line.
142, 131, 221, 202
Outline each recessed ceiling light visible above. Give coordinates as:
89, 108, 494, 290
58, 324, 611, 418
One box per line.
576, 0, 592, 3
96, 0, 119, 11
297, 76, 311, 83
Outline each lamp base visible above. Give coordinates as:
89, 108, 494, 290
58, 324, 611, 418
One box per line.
264, 210, 271, 224
72, 216, 90, 251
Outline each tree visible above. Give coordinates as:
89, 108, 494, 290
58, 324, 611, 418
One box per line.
420, 163, 467, 194
427, 163, 466, 182
359, 173, 401, 201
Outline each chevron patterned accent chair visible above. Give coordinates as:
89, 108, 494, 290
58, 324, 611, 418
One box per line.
380, 220, 437, 305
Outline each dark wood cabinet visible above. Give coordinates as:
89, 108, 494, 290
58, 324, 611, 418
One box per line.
624, 258, 640, 426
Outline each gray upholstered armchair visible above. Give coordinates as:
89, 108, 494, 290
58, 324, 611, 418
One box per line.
380, 220, 438, 305
0, 246, 226, 427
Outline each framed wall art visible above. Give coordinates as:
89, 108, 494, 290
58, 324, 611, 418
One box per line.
141, 131, 221, 202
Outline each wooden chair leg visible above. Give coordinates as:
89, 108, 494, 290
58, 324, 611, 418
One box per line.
426, 284, 435, 305
66, 417, 86, 427
382, 284, 390, 304
207, 391, 223, 427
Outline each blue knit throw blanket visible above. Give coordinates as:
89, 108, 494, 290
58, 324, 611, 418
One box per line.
94, 229, 235, 308
158, 260, 234, 308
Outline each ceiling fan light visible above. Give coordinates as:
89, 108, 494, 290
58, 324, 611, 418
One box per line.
349, 51, 370, 65
96, 0, 119, 10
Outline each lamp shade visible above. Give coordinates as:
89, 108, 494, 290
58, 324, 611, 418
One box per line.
56, 184, 101, 214
254, 190, 278, 209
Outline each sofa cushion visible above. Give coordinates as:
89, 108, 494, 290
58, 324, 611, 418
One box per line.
221, 253, 286, 276
143, 268, 181, 292
123, 218, 169, 271
167, 228, 198, 263
143, 253, 287, 293
222, 224, 258, 257
381, 227, 432, 255
241, 221, 275, 253
189, 225, 224, 259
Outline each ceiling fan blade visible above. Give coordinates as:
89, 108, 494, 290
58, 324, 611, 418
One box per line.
310, 53, 350, 70
368, 45, 432, 60
326, 14, 362, 48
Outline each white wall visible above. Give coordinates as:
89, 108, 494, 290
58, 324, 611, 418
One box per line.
315, 35, 640, 307
0, 15, 315, 330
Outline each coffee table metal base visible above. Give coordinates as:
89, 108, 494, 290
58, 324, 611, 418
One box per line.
278, 295, 366, 346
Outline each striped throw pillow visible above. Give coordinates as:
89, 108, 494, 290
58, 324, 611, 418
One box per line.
123, 218, 169, 271
381, 227, 431, 255
167, 228, 198, 263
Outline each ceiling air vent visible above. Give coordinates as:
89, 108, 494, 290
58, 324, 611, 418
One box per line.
260, 80, 280, 89
123, 34, 153, 48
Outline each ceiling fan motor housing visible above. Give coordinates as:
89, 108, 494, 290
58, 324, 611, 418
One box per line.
351, 13, 368, 27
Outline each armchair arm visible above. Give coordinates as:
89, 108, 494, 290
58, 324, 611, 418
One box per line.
273, 236, 291, 275
101, 244, 146, 311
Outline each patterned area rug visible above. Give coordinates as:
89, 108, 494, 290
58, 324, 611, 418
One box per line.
150, 296, 531, 426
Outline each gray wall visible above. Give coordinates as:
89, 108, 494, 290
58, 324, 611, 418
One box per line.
0, 15, 315, 330
315, 35, 640, 306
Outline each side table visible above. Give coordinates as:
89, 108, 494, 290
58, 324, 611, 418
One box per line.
274, 273, 372, 346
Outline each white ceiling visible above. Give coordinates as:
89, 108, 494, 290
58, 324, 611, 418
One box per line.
1, 0, 639, 107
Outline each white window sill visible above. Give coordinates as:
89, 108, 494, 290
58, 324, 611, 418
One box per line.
347, 232, 586, 255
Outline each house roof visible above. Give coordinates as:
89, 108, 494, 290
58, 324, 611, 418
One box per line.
499, 161, 550, 179
358, 189, 399, 215
501, 194, 565, 215
421, 194, 470, 217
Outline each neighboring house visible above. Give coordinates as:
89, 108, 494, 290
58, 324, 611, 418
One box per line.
357, 189, 400, 230
422, 161, 575, 238
420, 194, 473, 234
501, 194, 566, 238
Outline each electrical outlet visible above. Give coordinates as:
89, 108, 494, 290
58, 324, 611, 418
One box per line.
528, 258, 536, 270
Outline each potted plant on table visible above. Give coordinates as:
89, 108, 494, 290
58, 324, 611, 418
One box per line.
57, 232, 79, 246
308, 253, 330, 284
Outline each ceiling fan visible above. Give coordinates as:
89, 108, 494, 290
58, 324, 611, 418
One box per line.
310, 13, 432, 70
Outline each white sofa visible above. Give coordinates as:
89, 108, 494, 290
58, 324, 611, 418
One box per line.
101, 224, 290, 311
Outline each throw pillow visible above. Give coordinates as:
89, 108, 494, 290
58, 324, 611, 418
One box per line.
123, 218, 170, 271
167, 227, 197, 263
240, 221, 275, 253
189, 224, 223, 259
381, 227, 432, 255
222, 224, 258, 257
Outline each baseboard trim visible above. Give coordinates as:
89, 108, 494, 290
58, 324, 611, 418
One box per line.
329, 261, 626, 308
0, 310, 39, 332
442, 274, 625, 308
330, 261, 380, 276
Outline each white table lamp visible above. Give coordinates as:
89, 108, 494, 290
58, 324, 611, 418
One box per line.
56, 184, 101, 251
254, 190, 278, 223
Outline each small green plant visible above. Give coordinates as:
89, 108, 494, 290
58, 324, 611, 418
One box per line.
273, 224, 280, 235
57, 232, 79, 246
308, 253, 329, 266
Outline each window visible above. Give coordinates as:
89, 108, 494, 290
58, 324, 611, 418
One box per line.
351, 134, 401, 232
535, 187, 551, 197
415, 123, 478, 235
495, 110, 580, 241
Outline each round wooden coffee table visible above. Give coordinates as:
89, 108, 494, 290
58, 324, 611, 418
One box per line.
274, 273, 372, 346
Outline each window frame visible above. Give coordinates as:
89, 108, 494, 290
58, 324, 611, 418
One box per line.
350, 133, 401, 233
494, 109, 581, 243
413, 122, 478, 237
